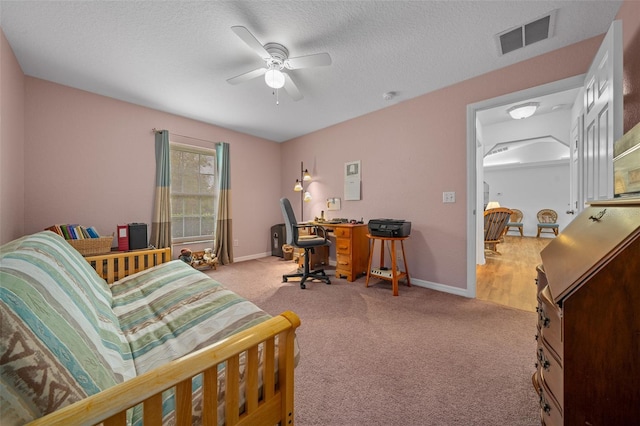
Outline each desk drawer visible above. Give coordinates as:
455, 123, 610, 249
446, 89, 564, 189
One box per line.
537, 286, 562, 360
334, 227, 351, 238
536, 264, 547, 294
539, 376, 563, 425
537, 340, 563, 409
336, 253, 352, 268
335, 238, 351, 255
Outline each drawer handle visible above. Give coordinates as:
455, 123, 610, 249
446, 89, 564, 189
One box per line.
537, 348, 551, 371
539, 391, 552, 416
540, 400, 552, 416
536, 307, 551, 328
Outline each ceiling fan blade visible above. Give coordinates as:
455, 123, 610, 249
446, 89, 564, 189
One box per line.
231, 26, 271, 61
285, 52, 332, 70
226, 67, 266, 85
283, 73, 303, 101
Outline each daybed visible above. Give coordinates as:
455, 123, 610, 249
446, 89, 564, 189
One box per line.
0, 231, 300, 425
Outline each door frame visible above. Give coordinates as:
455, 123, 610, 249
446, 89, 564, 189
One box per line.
465, 75, 585, 298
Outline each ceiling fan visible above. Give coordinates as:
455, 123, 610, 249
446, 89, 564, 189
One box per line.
226, 26, 332, 101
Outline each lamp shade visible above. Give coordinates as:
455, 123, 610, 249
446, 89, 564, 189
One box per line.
265, 69, 285, 89
486, 201, 501, 210
303, 169, 311, 181
293, 179, 303, 192
303, 191, 312, 202
507, 102, 539, 119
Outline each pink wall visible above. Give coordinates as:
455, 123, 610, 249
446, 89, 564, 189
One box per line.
23, 78, 282, 258
282, 35, 606, 290
0, 29, 25, 244
2, 2, 638, 292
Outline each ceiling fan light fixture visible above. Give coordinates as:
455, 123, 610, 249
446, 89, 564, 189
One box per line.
507, 102, 539, 119
265, 69, 285, 89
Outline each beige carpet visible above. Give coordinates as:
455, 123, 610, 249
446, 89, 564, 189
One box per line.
206, 257, 538, 425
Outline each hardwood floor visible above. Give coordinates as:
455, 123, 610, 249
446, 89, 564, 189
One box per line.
476, 235, 553, 312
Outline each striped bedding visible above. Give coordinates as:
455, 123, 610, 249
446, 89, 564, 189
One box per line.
1, 231, 289, 425
0, 232, 135, 424
111, 260, 275, 425
111, 260, 272, 375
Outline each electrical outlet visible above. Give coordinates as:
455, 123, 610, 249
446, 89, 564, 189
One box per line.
443, 191, 456, 203
233, 239, 239, 247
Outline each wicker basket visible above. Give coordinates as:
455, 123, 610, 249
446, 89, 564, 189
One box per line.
67, 236, 113, 256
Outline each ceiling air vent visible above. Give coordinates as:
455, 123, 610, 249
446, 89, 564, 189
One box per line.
496, 9, 557, 55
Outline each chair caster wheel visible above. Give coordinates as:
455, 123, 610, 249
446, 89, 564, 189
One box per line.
300, 283, 306, 289
282, 276, 288, 283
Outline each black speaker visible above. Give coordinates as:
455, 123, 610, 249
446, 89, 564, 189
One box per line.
128, 223, 147, 250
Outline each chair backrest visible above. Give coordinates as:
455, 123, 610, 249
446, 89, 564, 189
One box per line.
484, 207, 513, 242
280, 198, 299, 245
509, 209, 523, 223
537, 209, 558, 223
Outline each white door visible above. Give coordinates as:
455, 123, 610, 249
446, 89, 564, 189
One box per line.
582, 20, 623, 203
568, 111, 582, 216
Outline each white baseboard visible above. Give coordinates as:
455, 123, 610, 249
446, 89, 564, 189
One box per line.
409, 278, 471, 298
234, 252, 271, 262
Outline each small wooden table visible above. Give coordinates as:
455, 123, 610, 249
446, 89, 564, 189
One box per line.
365, 234, 411, 296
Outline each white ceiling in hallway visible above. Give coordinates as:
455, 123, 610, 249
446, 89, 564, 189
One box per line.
0, 1, 622, 142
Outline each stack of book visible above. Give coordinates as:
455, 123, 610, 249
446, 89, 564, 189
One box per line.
46, 224, 102, 240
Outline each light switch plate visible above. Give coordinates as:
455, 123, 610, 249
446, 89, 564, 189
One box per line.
443, 191, 456, 203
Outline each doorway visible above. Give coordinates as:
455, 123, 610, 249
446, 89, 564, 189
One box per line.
465, 75, 585, 301
474, 87, 580, 311
466, 20, 622, 307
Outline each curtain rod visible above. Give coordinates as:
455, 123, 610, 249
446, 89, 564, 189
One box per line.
152, 128, 217, 145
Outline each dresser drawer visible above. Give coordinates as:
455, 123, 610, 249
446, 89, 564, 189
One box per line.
334, 227, 351, 238
537, 286, 563, 360
335, 238, 352, 255
536, 264, 548, 294
539, 378, 563, 426
537, 339, 563, 409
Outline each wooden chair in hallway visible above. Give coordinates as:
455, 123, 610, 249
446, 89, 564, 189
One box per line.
536, 209, 559, 237
504, 208, 524, 236
484, 207, 513, 255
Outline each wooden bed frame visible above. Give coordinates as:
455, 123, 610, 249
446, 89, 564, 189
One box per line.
26, 249, 301, 426
84, 247, 173, 284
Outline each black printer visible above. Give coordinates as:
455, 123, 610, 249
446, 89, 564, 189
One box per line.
368, 219, 411, 237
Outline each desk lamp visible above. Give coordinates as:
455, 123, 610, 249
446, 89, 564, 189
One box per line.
293, 162, 312, 221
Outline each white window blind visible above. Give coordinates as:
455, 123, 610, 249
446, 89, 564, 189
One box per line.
170, 143, 218, 243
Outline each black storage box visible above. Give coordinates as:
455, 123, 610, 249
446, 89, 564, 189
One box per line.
271, 224, 287, 257
128, 223, 148, 250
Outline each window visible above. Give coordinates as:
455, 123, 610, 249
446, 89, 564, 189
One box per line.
170, 144, 217, 242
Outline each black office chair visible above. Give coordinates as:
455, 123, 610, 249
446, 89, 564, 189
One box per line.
280, 197, 331, 289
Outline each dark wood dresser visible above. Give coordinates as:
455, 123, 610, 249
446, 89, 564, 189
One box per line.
533, 200, 640, 425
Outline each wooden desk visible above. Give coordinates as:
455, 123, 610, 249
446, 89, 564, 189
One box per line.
311, 222, 370, 282
365, 234, 411, 296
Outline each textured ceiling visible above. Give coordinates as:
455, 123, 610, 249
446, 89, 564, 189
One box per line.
0, 1, 622, 142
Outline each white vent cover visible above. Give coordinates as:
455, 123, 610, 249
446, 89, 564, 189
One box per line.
495, 9, 558, 55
